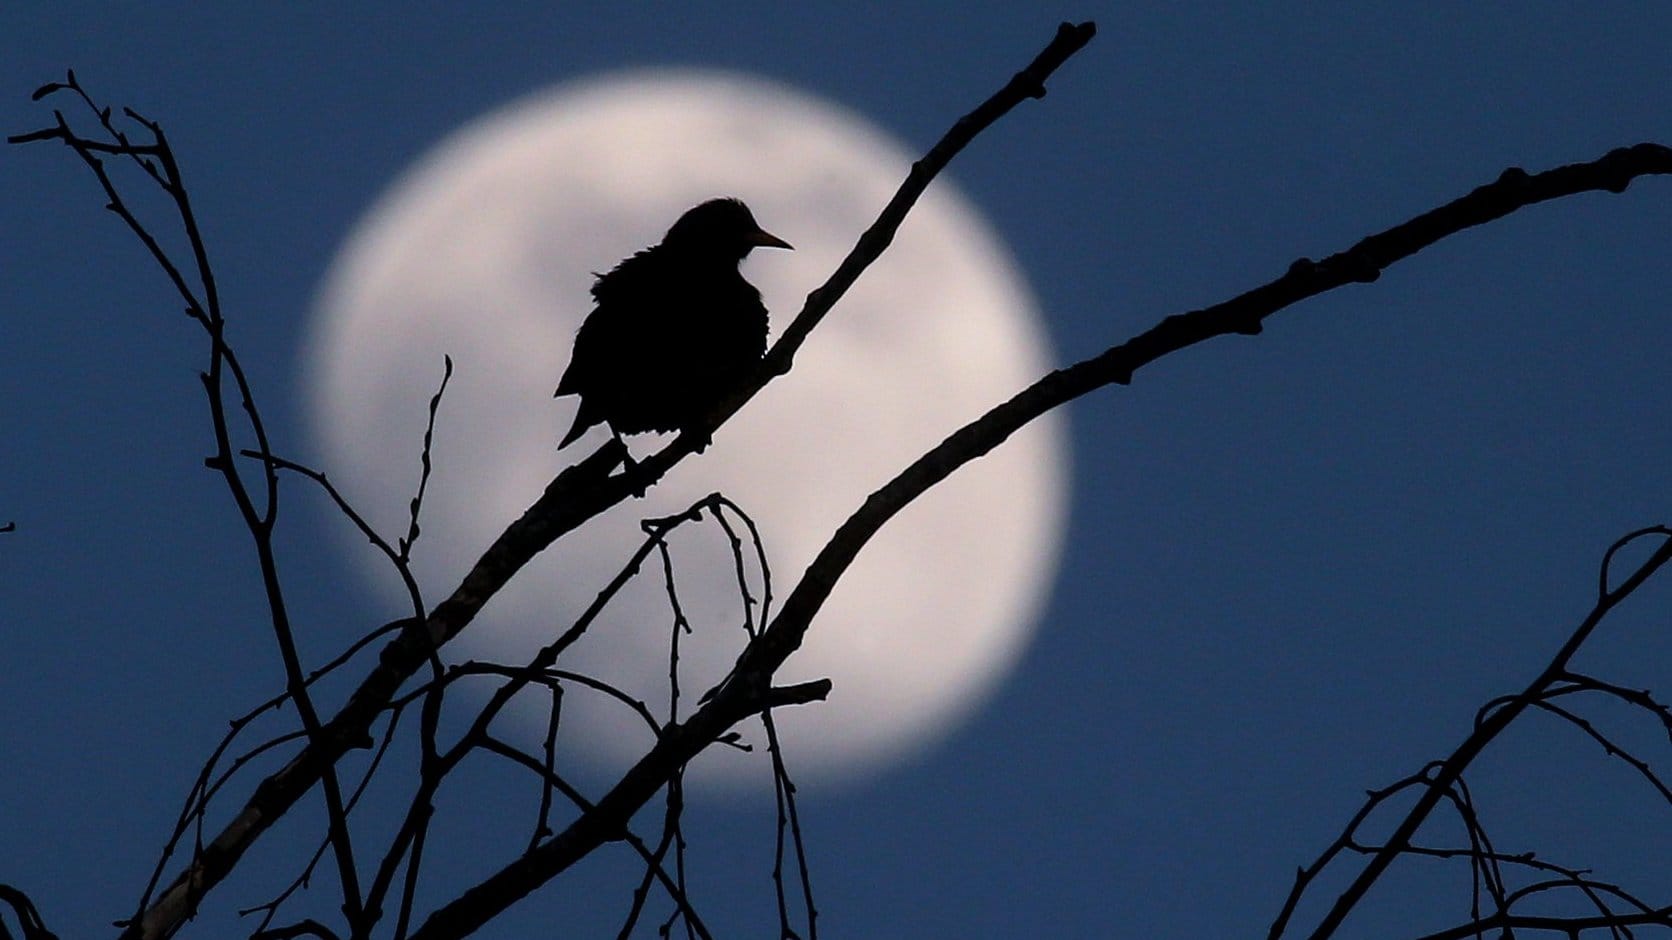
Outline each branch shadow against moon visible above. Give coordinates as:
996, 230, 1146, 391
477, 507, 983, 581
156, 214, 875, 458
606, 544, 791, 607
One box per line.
306, 70, 1070, 789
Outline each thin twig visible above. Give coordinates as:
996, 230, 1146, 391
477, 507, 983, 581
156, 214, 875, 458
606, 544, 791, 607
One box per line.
1285, 529, 1672, 938
16, 75, 367, 928
0, 884, 58, 940
399, 355, 454, 563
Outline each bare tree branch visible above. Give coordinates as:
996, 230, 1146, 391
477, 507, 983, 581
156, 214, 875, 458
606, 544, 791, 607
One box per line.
0, 885, 58, 940
724, 145, 1672, 739
11, 72, 369, 932
1270, 527, 1672, 938
1413, 905, 1672, 940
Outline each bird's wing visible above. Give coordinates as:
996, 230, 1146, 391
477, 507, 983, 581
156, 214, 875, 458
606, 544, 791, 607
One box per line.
588, 246, 659, 305
567, 250, 670, 391
557, 255, 650, 398
555, 249, 666, 445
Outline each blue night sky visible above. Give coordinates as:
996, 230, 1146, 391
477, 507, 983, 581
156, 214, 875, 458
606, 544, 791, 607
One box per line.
4, 5, 1671, 939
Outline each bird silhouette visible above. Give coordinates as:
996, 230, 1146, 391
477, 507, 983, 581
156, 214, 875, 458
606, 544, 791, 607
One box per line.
555, 197, 792, 450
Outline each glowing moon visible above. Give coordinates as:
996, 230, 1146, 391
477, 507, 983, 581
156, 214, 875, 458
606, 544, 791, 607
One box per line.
306, 71, 1067, 785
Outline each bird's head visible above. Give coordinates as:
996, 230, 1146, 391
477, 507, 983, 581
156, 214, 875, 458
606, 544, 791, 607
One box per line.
662, 197, 793, 261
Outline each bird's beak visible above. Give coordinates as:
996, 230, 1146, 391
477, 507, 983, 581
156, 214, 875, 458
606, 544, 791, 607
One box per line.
750, 228, 794, 251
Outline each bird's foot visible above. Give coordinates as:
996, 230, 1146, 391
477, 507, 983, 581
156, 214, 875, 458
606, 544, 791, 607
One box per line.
612, 436, 650, 497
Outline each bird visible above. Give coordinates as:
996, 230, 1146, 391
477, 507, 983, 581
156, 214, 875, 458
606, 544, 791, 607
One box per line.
555, 197, 793, 450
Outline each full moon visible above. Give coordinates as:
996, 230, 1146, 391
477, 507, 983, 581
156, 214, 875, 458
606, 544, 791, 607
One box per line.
306, 71, 1068, 786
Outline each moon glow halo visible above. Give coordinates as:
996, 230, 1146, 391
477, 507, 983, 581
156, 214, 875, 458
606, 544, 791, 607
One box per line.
307, 72, 1069, 785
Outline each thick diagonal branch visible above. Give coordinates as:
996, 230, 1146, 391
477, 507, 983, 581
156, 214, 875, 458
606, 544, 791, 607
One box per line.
744, 143, 1672, 714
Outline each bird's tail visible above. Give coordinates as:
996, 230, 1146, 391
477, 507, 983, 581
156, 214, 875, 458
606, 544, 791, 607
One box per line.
557, 409, 591, 449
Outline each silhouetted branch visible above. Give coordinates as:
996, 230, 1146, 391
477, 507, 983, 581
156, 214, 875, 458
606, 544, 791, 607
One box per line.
358, 497, 720, 931
473, 738, 715, 940
125, 613, 412, 931
400, 355, 453, 564
762, 708, 816, 940
1268, 767, 1431, 939
618, 790, 685, 940
224, 361, 456, 914
248, 919, 341, 940
243, 452, 427, 617
13, 71, 370, 932
1432, 774, 1508, 922
709, 495, 772, 638
529, 684, 564, 851
0, 885, 57, 940
660, 775, 694, 940
1270, 527, 1672, 939
1413, 906, 1672, 940
652, 525, 693, 719
759, 20, 1099, 379
1386, 841, 1660, 932
240, 698, 410, 939
1533, 699, 1672, 804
